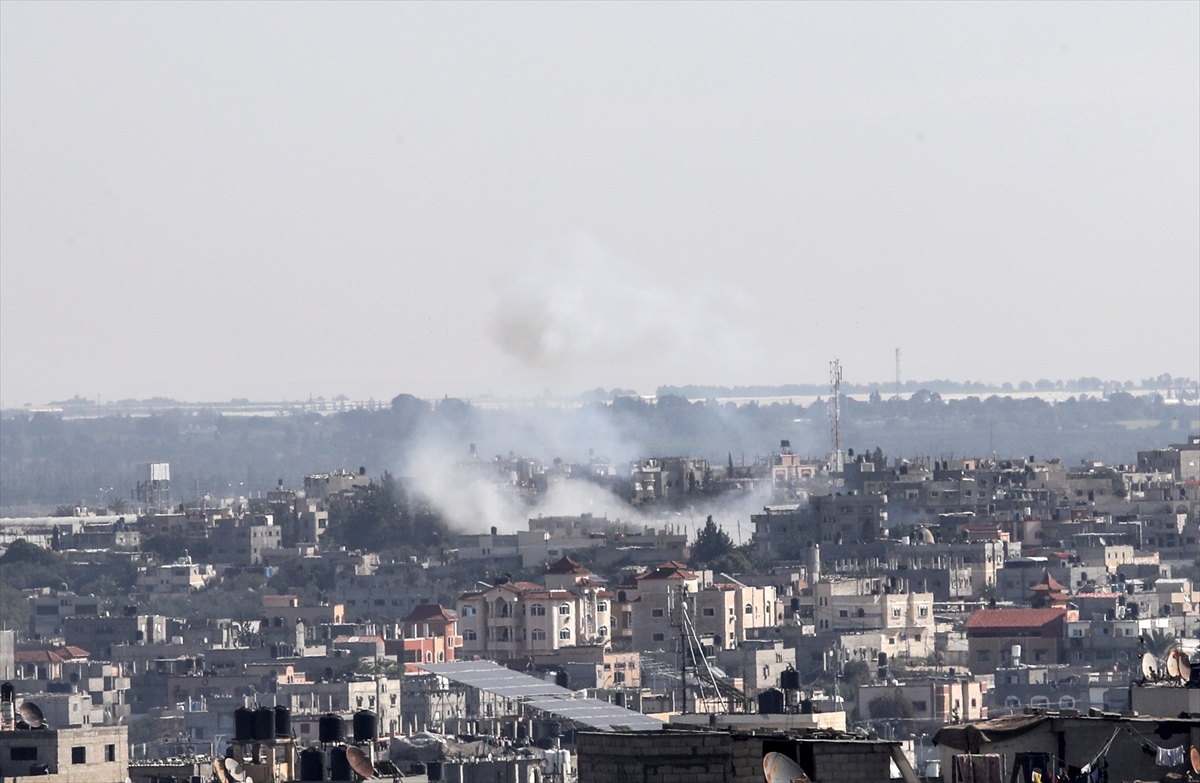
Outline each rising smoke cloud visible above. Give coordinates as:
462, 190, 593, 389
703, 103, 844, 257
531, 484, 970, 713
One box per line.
489, 237, 760, 387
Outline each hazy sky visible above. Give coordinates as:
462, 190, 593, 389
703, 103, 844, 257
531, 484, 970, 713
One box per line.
2, 2, 1197, 406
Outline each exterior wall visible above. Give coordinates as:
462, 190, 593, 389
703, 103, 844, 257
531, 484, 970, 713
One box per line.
577, 730, 903, 783
578, 730, 731, 783
0, 725, 128, 783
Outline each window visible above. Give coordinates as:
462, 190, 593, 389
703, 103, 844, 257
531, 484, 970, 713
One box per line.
72, 747, 87, 764
912, 701, 927, 713
531, 629, 546, 641
978, 650, 990, 662
891, 608, 901, 618
652, 633, 665, 642
530, 604, 546, 616
1005, 696, 1021, 709
559, 628, 571, 640
10, 747, 37, 761
559, 604, 571, 616
919, 606, 928, 618
652, 609, 665, 618
1059, 696, 1075, 709
745, 604, 754, 615
703, 608, 715, 617
839, 610, 849, 618
596, 602, 607, 612
464, 629, 477, 641
1030, 696, 1050, 708
462, 605, 476, 617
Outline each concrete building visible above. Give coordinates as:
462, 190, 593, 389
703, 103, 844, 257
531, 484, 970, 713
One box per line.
0, 724, 128, 782
27, 593, 102, 639
964, 607, 1072, 674
457, 559, 612, 658
388, 604, 463, 672
858, 677, 987, 724
135, 558, 216, 594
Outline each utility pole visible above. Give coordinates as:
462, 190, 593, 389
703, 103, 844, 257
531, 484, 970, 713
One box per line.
830, 360, 843, 473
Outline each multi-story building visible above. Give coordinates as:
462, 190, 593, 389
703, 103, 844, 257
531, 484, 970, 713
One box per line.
389, 604, 462, 671
135, 558, 216, 594
456, 557, 612, 657
28, 592, 103, 639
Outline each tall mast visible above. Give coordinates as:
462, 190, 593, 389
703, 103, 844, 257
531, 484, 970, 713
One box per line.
830, 360, 843, 473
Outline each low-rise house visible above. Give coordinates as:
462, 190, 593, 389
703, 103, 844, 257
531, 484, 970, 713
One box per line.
964, 607, 1072, 674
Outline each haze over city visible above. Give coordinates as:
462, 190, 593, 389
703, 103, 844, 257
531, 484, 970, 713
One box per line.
2, 2, 1197, 407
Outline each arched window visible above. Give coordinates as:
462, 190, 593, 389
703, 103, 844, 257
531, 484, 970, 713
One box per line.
598, 626, 608, 637
425, 651, 432, 662
559, 604, 571, 615
596, 602, 608, 613
1005, 696, 1020, 709
559, 628, 571, 640
530, 604, 546, 616
745, 604, 754, 615
1058, 696, 1075, 709
1030, 696, 1050, 708
531, 629, 546, 641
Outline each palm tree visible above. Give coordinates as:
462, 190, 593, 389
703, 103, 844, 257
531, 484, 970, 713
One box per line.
1144, 629, 1178, 659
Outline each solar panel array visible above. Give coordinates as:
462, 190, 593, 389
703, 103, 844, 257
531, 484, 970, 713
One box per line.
524, 697, 665, 732
418, 661, 573, 699
416, 660, 664, 732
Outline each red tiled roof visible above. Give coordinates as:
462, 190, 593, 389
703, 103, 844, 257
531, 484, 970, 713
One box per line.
544, 556, 591, 576
401, 604, 456, 623
15, 650, 65, 664
965, 608, 1066, 631
55, 646, 90, 659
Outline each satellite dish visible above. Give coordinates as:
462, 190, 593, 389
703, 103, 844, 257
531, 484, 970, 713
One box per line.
224, 757, 247, 782
1141, 653, 1159, 681
1178, 653, 1192, 683
763, 752, 810, 783
19, 702, 44, 728
1167, 649, 1181, 679
1191, 746, 1200, 774
346, 746, 378, 780
212, 758, 231, 783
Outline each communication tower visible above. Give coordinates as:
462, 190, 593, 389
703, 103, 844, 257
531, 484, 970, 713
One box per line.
895, 348, 901, 397
829, 360, 843, 473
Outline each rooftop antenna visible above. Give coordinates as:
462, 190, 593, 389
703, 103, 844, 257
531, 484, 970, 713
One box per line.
829, 360, 843, 473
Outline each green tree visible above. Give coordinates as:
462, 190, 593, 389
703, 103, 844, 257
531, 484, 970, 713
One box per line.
690, 516, 734, 568
325, 473, 449, 553
868, 691, 916, 720
0, 539, 68, 590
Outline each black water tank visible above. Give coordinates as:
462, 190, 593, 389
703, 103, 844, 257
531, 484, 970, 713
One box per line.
352, 710, 377, 743
427, 761, 443, 781
274, 705, 291, 738
554, 671, 569, 689
780, 669, 801, 690
299, 747, 327, 781
253, 706, 274, 740
319, 714, 344, 744
758, 688, 785, 715
234, 707, 255, 741
330, 745, 351, 781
